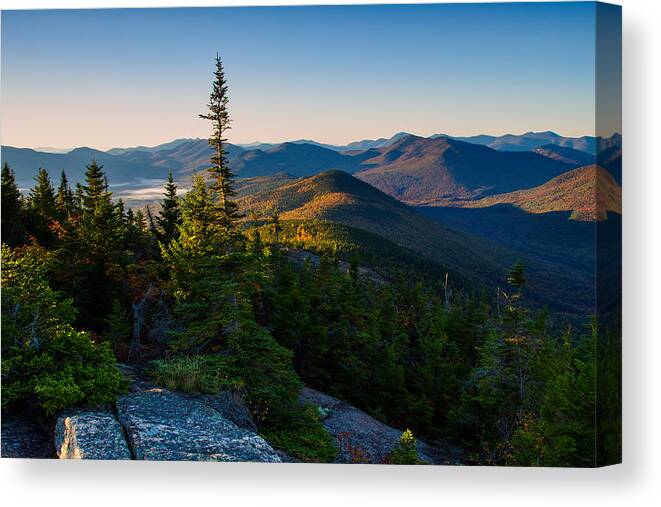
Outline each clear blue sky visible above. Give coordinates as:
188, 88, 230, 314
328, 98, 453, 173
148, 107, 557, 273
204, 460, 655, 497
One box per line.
1, 3, 606, 150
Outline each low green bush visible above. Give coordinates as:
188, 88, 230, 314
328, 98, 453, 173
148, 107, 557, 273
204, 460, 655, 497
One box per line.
1, 245, 126, 416
262, 404, 338, 463
2, 327, 127, 415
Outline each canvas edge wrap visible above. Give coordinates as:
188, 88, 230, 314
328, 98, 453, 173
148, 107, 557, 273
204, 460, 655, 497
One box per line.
595, 1, 622, 467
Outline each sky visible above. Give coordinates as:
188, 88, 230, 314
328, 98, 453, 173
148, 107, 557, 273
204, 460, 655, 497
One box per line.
1, 3, 614, 151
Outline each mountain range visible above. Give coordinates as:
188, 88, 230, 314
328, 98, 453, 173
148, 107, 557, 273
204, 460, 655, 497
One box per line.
352, 135, 577, 204
1, 145, 171, 189
238, 130, 618, 155
445, 130, 601, 153
0, 129, 622, 315
2, 130, 620, 188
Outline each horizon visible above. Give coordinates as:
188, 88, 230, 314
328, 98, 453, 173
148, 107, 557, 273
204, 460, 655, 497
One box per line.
0, 3, 620, 151
4, 128, 616, 154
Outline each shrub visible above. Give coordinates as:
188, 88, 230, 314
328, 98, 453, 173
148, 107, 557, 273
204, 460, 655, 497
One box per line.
389, 429, 427, 465
226, 320, 304, 427
152, 321, 303, 428
1, 245, 125, 416
261, 404, 338, 463
149, 354, 244, 394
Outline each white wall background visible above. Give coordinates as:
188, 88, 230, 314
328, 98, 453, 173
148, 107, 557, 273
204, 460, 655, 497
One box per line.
1, 1, 659, 506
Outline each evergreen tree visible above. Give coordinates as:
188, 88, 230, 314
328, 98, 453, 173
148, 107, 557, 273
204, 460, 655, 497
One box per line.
165, 54, 248, 351
55, 170, 75, 219
507, 260, 526, 290
143, 205, 161, 258
163, 174, 302, 426
123, 207, 148, 255
61, 160, 126, 331
134, 209, 147, 232
116, 198, 127, 223
270, 209, 282, 245
29, 168, 56, 215
27, 168, 57, 245
390, 429, 426, 464
161, 174, 240, 351
79, 160, 124, 260
29, 168, 56, 216
125, 207, 135, 226
267, 255, 329, 383
1, 162, 26, 247
508, 324, 597, 467
161, 57, 305, 429
199, 54, 241, 236
156, 170, 182, 244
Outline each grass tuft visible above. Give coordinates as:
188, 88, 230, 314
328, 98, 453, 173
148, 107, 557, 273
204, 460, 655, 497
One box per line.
149, 355, 244, 395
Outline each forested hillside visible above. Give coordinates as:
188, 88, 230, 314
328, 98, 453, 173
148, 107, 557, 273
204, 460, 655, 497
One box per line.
445, 164, 622, 221
238, 170, 598, 315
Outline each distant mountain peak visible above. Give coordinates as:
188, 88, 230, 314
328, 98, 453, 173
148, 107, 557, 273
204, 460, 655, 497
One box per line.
69, 146, 106, 156
523, 130, 561, 137
356, 135, 574, 204
106, 138, 203, 156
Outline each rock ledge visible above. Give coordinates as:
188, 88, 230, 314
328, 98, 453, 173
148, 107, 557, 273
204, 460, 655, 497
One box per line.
55, 410, 131, 460
116, 388, 281, 462
300, 387, 461, 465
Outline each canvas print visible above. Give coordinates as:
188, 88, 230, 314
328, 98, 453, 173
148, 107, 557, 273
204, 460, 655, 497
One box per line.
0, 2, 621, 466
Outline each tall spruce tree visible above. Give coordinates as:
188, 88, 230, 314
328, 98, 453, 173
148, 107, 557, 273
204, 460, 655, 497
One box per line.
156, 170, 182, 244
161, 56, 303, 428
79, 160, 123, 257
28, 168, 57, 245
199, 54, 241, 236
73, 160, 125, 330
55, 170, 76, 219
134, 209, 147, 232
1, 162, 26, 247
162, 174, 240, 351
270, 209, 282, 245
29, 168, 56, 214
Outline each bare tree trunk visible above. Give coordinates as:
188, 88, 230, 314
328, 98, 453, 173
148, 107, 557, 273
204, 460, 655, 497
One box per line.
129, 284, 155, 362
